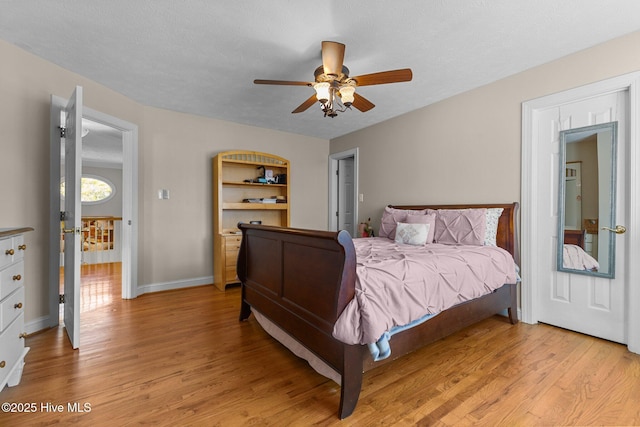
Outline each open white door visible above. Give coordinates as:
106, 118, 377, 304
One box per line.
337, 157, 355, 234
62, 86, 83, 349
329, 148, 359, 236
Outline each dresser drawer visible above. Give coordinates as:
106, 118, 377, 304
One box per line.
1, 287, 25, 331
0, 239, 12, 270
0, 312, 25, 383
12, 235, 25, 263
0, 261, 24, 300
224, 235, 242, 250
225, 248, 239, 267
224, 235, 241, 283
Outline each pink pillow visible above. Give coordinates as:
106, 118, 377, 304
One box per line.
378, 207, 428, 240
434, 209, 487, 245
405, 212, 436, 243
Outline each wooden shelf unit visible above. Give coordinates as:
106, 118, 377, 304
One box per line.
213, 150, 290, 291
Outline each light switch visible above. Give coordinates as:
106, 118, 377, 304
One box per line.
359, 193, 364, 202
158, 189, 170, 200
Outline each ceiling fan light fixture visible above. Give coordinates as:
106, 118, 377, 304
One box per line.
313, 82, 330, 103
254, 41, 412, 117
339, 85, 355, 106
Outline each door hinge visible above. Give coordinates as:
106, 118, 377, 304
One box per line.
59, 126, 66, 138
59, 294, 65, 304
336, 211, 339, 217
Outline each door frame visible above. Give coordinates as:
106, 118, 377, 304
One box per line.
49, 95, 139, 327
329, 148, 359, 234
521, 71, 640, 353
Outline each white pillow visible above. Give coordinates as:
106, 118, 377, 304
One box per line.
395, 222, 430, 246
484, 208, 504, 246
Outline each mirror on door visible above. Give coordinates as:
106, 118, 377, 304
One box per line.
556, 121, 618, 278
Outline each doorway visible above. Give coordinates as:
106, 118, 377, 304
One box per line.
60, 118, 124, 320
49, 95, 139, 329
329, 148, 359, 236
521, 72, 640, 354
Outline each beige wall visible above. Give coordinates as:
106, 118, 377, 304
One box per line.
0, 39, 328, 328
139, 107, 327, 286
331, 30, 640, 234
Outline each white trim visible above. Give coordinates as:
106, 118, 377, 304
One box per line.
25, 316, 52, 335
520, 101, 537, 325
521, 71, 640, 353
137, 277, 214, 296
626, 74, 640, 354
328, 148, 359, 233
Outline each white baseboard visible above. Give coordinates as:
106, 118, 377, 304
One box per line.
25, 315, 53, 335
136, 276, 214, 296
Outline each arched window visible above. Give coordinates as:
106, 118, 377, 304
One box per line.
60, 174, 116, 204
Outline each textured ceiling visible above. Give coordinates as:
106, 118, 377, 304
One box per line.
3, 1, 640, 141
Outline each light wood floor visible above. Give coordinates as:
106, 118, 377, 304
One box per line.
2, 263, 639, 426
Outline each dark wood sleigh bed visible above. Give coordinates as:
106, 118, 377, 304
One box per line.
237, 202, 519, 419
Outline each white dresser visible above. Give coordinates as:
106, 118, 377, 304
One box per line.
0, 227, 33, 392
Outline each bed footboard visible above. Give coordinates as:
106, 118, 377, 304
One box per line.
236, 223, 364, 418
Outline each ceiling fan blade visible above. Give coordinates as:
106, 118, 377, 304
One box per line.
292, 94, 318, 114
322, 41, 345, 77
351, 68, 413, 86
254, 79, 312, 86
352, 93, 375, 112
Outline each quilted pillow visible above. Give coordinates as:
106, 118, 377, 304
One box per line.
434, 208, 487, 245
378, 206, 428, 240
395, 222, 430, 246
484, 208, 504, 246
405, 212, 436, 243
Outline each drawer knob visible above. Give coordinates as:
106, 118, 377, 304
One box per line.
18, 244, 27, 251
13, 274, 22, 281
19, 333, 27, 339
5, 249, 14, 256
14, 302, 23, 309
0, 361, 5, 368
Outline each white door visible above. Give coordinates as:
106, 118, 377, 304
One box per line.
62, 86, 83, 349
536, 91, 628, 343
328, 148, 359, 235
338, 157, 355, 235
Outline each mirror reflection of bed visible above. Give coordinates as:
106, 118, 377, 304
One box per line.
558, 121, 617, 277
563, 229, 599, 271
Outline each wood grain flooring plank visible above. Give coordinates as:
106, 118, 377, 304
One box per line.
1, 263, 639, 426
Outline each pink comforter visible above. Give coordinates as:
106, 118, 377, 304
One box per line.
332, 238, 518, 345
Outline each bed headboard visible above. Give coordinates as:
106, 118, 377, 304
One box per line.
564, 229, 585, 249
388, 202, 520, 264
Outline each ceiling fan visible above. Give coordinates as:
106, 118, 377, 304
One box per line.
254, 41, 413, 118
